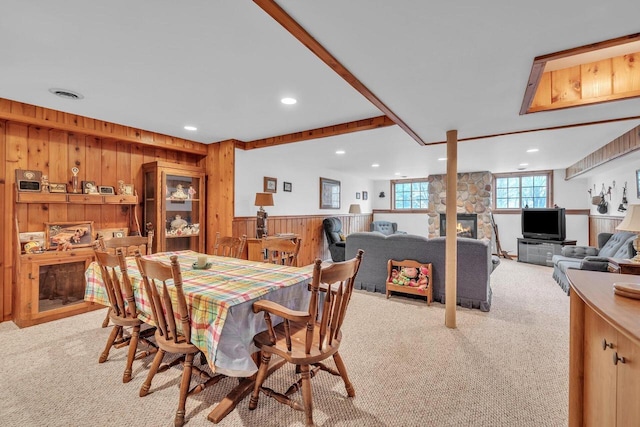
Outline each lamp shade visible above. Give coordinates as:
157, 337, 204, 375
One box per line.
254, 192, 274, 207
348, 204, 362, 214
616, 204, 640, 232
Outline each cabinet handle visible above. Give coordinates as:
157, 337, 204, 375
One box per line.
602, 339, 614, 350
613, 352, 626, 365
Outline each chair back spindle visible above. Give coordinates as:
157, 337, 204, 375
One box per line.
135, 253, 190, 343
213, 232, 247, 258
94, 248, 138, 319
261, 237, 301, 266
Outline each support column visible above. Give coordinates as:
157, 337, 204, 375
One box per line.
445, 129, 458, 329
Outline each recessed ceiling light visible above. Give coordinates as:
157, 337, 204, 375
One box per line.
184, 125, 197, 131
371, 163, 380, 167
526, 148, 539, 153
517, 167, 527, 171
437, 157, 447, 161
48, 88, 84, 100
335, 150, 345, 154
519, 163, 529, 166
394, 172, 402, 176
281, 97, 297, 105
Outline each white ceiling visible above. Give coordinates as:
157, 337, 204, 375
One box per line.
1, 0, 639, 180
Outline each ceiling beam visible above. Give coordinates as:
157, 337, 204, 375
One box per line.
253, 0, 425, 146
241, 115, 395, 150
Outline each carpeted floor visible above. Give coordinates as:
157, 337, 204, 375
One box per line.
0, 259, 569, 426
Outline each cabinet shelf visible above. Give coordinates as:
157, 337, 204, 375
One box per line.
16, 191, 138, 205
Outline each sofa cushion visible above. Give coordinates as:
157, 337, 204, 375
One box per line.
598, 231, 636, 257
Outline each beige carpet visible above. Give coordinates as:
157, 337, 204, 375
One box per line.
0, 259, 569, 426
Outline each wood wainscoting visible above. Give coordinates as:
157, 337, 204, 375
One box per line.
232, 213, 372, 266
589, 215, 624, 246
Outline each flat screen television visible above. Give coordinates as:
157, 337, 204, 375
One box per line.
521, 207, 566, 241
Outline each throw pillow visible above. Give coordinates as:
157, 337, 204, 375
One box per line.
339, 233, 346, 241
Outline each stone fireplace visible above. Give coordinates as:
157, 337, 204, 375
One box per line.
439, 213, 478, 239
427, 171, 493, 243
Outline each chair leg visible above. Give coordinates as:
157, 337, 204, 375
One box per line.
140, 348, 165, 397
123, 325, 140, 383
332, 352, 355, 397
175, 352, 194, 427
248, 352, 272, 410
300, 364, 314, 426
101, 308, 111, 328
99, 325, 121, 363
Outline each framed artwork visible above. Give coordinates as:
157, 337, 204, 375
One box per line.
363, 191, 368, 200
45, 221, 94, 250
50, 183, 67, 193
98, 185, 115, 195
264, 176, 277, 193
356, 192, 361, 199
637, 169, 640, 198
319, 177, 341, 209
82, 180, 98, 194
283, 181, 292, 192
96, 227, 129, 241
123, 184, 134, 195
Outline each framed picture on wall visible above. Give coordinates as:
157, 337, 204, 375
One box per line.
320, 177, 340, 209
363, 191, 368, 200
264, 176, 277, 193
283, 181, 292, 192
636, 169, 640, 198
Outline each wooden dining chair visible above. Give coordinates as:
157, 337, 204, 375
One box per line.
213, 232, 247, 258
249, 249, 364, 426
98, 231, 154, 328
94, 248, 156, 383
261, 236, 302, 267
135, 252, 224, 427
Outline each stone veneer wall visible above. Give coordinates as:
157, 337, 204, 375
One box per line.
427, 171, 493, 242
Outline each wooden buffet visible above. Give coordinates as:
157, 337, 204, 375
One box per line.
567, 269, 640, 426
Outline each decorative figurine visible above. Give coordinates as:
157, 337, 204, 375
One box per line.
71, 167, 80, 193
117, 180, 126, 195
41, 175, 50, 193
171, 184, 189, 200
170, 214, 188, 230
188, 185, 196, 199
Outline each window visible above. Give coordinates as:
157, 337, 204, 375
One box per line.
392, 179, 429, 210
493, 171, 552, 210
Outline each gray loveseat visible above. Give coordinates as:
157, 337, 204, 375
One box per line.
552, 231, 637, 294
345, 232, 499, 311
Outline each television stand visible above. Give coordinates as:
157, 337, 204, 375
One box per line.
517, 238, 577, 267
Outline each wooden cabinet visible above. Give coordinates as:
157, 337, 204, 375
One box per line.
14, 189, 139, 327
607, 258, 640, 275
567, 269, 640, 426
517, 238, 577, 266
142, 161, 205, 253
14, 248, 102, 328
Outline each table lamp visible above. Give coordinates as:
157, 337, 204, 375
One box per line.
348, 204, 361, 214
616, 204, 640, 262
255, 192, 274, 238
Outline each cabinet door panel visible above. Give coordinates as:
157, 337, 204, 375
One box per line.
584, 308, 617, 426
617, 334, 640, 426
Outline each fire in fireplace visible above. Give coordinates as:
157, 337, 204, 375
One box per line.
439, 213, 478, 239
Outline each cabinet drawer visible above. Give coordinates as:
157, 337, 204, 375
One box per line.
103, 195, 137, 204
16, 192, 67, 203
67, 194, 103, 204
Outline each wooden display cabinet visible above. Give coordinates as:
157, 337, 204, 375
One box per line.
14, 248, 102, 328
142, 161, 205, 253
13, 186, 139, 327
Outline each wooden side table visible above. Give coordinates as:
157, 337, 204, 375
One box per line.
607, 258, 640, 275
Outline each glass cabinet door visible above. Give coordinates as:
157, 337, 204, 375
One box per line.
143, 161, 205, 253
164, 173, 201, 251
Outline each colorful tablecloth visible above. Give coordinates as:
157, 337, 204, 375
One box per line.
85, 250, 313, 376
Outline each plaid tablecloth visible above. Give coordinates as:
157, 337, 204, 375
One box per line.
85, 250, 313, 376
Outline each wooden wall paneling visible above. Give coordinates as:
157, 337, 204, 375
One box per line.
205, 141, 235, 252
99, 139, 118, 229
588, 215, 624, 246
551, 65, 582, 104
66, 133, 86, 223
0, 121, 6, 321
27, 126, 50, 229
581, 59, 612, 99
130, 144, 145, 234
613, 53, 640, 93
83, 136, 104, 227
48, 130, 69, 223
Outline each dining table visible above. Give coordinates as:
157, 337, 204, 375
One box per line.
84, 249, 314, 422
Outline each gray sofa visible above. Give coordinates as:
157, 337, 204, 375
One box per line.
552, 231, 637, 294
369, 221, 407, 235
345, 232, 499, 311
